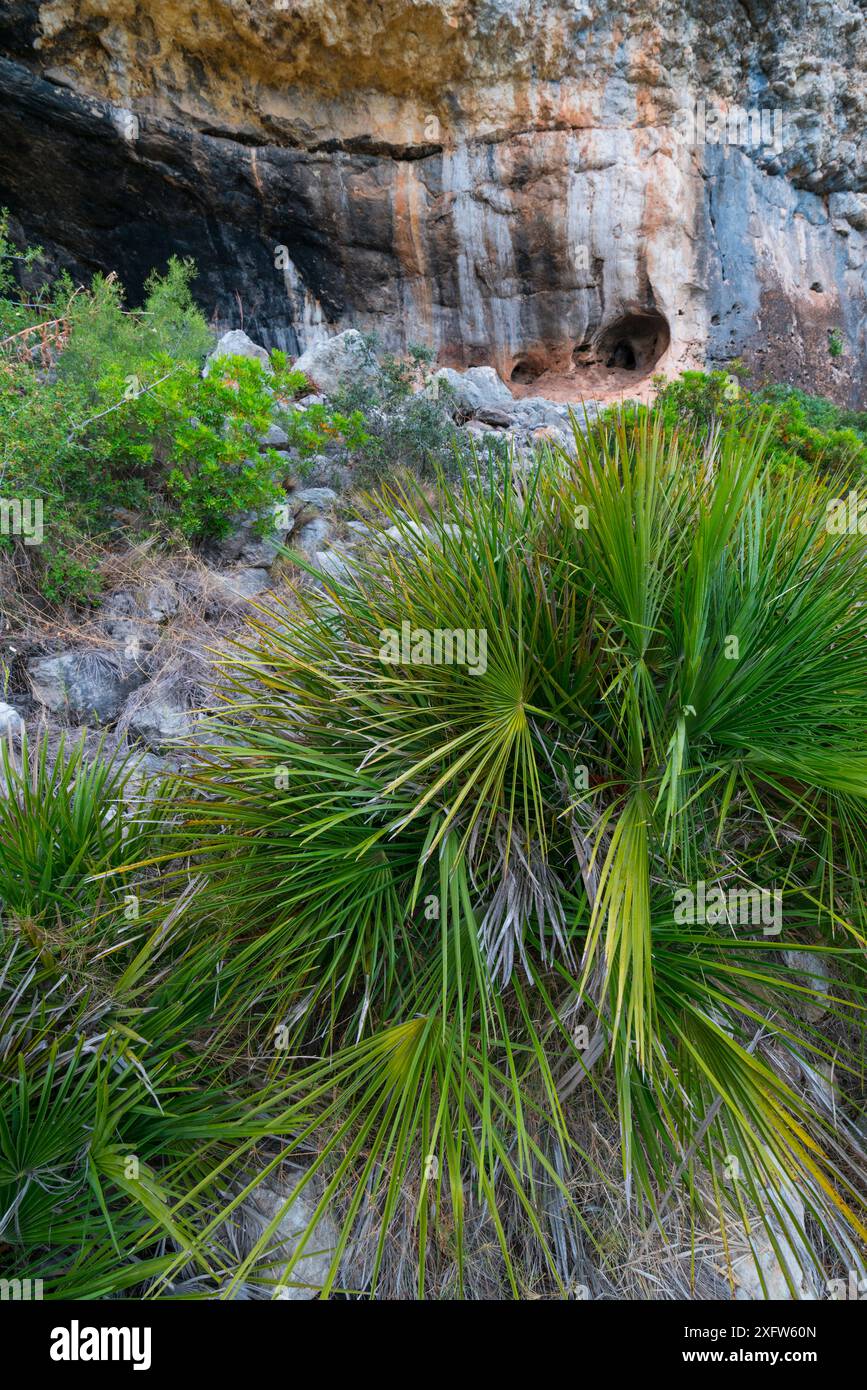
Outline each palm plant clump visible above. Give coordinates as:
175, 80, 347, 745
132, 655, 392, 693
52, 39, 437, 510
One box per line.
158, 409, 867, 1297
4, 408, 867, 1299
0, 737, 330, 1298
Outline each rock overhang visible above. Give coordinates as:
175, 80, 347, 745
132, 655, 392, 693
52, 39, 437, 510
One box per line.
0, 1, 864, 402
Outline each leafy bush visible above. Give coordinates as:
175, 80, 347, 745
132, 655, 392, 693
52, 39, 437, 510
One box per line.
0, 210, 52, 343
649, 365, 746, 433
96, 348, 371, 540
95, 353, 289, 540
147, 412, 867, 1297
54, 260, 213, 389
757, 382, 867, 475
0, 221, 366, 600
329, 341, 465, 481
0, 224, 221, 599
281, 395, 370, 462
639, 369, 867, 482
758, 383, 844, 433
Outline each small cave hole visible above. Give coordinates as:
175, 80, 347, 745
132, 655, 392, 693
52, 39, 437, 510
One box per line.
596, 310, 671, 376
510, 358, 541, 385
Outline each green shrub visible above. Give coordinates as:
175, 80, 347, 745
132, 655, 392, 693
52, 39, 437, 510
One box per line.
0, 223, 222, 598
758, 383, 844, 433
651, 364, 748, 433
0, 221, 366, 598
0, 365, 105, 602
633, 370, 867, 483
0, 208, 50, 341
756, 383, 867, 476
54, 258, 213, 390
329, 341, 465, 481
95, 353, 288, 540
281, 396, 370, 461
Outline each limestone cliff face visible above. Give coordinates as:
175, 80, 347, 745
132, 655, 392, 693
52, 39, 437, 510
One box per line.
1, 1, 866, 400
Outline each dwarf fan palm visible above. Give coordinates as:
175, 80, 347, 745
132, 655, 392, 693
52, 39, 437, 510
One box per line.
124, 411, 867, 1297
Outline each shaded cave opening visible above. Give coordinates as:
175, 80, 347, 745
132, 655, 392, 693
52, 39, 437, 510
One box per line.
509, 356, 544, 386
457, 309, 671, 399
595, 310, 670, 375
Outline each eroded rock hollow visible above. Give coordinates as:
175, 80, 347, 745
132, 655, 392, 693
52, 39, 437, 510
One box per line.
1, 0, 866, 401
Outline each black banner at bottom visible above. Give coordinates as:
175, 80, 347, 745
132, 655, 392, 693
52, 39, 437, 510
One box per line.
0, 1295, 859, 1376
